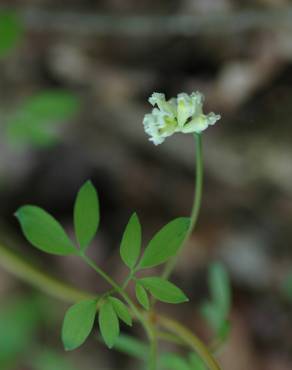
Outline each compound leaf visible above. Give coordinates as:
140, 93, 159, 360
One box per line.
108, 297, 132, 327
74, 181, 99, 250
135, 282, 149, 310
120, 213, 141, 269
15, 206, 76, 255
99, 300, 119, 349
139, 218, 190, 269
139, 277, 188, 304
62, 299, 97, 351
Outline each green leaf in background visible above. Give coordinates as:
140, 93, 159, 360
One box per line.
139, 277, 188, 304
0, 295, 43, 369
209, 262, 231, 318
188, 353, 207, 370
74, 181, 100, 250
32, 349, 78, 370
281, 271, 292, 302
0, 11, 23, 57
62, 299, 97, 351
135, 281, 150, 310
15, 206, 76, 255
120, 213, 142, 269
160, 353, 190, 370
108, 297, 132, 327
6, 90, 80, 147
113, 334, 148, 360
139, 218, 190, 269
99, 300, 120, 349
200, 302, 223, 332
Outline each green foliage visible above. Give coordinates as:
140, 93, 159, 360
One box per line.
113, 334, 148, 359
139, 218, 190, 269
0, 11, 23, 57
62, 299, 97, 351
188, 353, 207, 370
108, 297, 132, 327
0, 295, 43, 369
74, 181, 100, 250
120, 213, 142, 269
99, 300, 120, 348
6, 90, 80, 147
201, 262, 231, 340
135, 281, 150, 310
15, 206, 76, 255
139, 277, 188, 304
281, 271, 292, 301
160, 353, 190, 370
32, 349, 78, 370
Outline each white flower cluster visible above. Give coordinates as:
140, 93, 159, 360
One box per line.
143, 92, 221, 145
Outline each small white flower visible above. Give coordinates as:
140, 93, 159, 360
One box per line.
143, 91, 220, 145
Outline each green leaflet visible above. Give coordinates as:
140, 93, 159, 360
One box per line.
74, 181, 100, 250
120, 213, 141, 269
135, 282, 150, 310
0, 12, 23, 57
139, 218, 190, 269
15, 206, 76, 255
99, 300, 120, 349
62, 299, 97, 351
139, 277, 188, 304
108, 297, 132, 327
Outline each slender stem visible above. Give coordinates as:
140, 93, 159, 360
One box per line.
80, 254, 146, 329
0, 244, 93, 303
149, 327, 158, 370
158, 314, 222, 370
162, 133, 203, 279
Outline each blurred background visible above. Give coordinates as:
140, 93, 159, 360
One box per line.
1, 1, 292, 369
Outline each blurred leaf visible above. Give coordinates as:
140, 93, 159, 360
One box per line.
0, 11, 23, 57
281, 272, 292, 301
99, 300, 120, 349
160, 353, 190, 370
15, 205, 76, 255
188, 353, 207, 370
0, 295, 43, 368
140, 277, 188, 304
139, 218, 190, 269
32, 349, 78, 370
120, 213, 141, 269
113, 334, 148, 359
200, 302, 223, 332
201, 262, 231, 340
62, 299, 97, 351
108, 297, 132, 327
135, 281, 149, 310
217, 320, 231, 343
209, 262, 231, 318
6, 90, 80, 147
74, 181, 100, 250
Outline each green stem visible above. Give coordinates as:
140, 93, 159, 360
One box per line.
149, 327, 158, 370
0, 244, 93, 303
162, 133, 203, 279
159, 315, 222, 370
